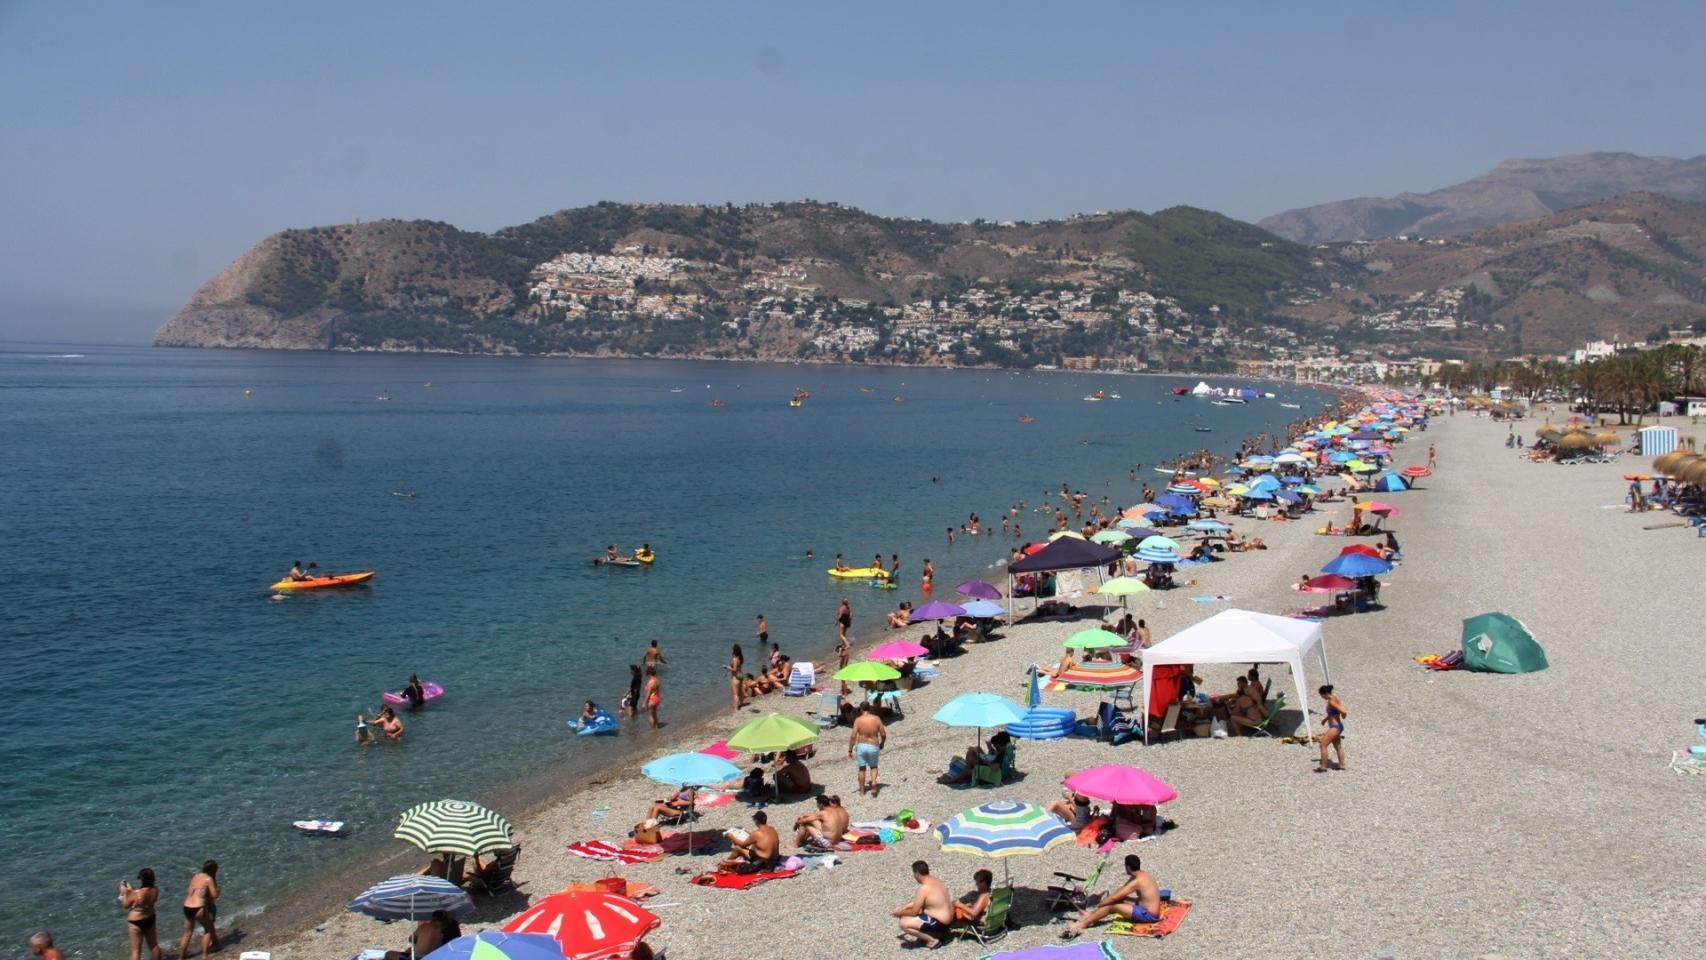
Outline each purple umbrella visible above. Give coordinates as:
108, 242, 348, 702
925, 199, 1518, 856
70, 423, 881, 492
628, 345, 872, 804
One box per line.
954, 580, 1003, 600
979, 943, 1124, 960
909, 601, 968, 622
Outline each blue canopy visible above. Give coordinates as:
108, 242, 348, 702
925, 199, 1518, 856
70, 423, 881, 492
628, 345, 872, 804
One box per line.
1154, 493, 1194, 511
1241, 488, 1275, 501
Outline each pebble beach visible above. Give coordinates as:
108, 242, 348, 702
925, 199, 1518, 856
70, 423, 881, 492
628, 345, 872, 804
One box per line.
255, 410, 1705, 960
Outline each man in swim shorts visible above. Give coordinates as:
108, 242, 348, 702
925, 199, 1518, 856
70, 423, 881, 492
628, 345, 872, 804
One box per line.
893, 860, 954, 949
849, 703, 887, 797
1061, 854, 1164, 938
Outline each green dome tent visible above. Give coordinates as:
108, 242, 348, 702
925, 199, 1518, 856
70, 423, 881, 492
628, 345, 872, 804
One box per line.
1461, 612, 1548, 674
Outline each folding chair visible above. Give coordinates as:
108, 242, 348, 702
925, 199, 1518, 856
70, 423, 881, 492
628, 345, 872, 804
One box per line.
951, 884, 1014, 946
1046, 856, 1107, 912
784, 662, 815, 697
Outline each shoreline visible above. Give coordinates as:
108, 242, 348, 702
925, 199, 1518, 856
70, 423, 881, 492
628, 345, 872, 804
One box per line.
231, 390, 1365, 956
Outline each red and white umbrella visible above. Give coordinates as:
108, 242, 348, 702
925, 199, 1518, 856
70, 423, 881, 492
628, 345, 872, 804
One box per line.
503, 892, 660, 960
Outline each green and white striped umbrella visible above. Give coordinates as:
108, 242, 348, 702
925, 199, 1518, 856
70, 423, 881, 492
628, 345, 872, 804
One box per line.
394, 799, 514, 856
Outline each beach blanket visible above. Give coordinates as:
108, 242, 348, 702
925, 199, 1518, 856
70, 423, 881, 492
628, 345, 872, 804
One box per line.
1190, 595, 1231, 604
690, 869, 798, 890
558, 880, 660, 899
1076, 816, 1110, 847
694, 791, 736, 809
629, 832, 720, 854
852, 818, 931, 835
567, 840, 660, 864
1106, 898, 1190, 937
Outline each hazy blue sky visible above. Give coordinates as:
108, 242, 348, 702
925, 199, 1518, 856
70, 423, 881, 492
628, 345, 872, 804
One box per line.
2, 0, 1702, 341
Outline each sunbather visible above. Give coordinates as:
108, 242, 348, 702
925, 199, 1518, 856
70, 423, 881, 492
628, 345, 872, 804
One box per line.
383, 909, 459, 960
1061, 855, 1163, 938
646, 787, 696, 822
720, 811, 781, 873
1041, 651, 1079, 679
1044, 791, 1096, 831
887, 602, 913, 629
793, 794, 850, 849
1108, 802, 1165, 839
1223, 676, 1267, 735
953, 869, 994, 925
774, 749, 814, 796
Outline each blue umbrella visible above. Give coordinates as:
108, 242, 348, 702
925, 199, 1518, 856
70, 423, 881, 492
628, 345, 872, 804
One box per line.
934, 692, 1028, 729
1241, 488, 1275, 501
348, 875, 474, 921
1136, 548, 1182, 564
1154, 493, 1193, 512
642, 752, 741, 787
1371, 473, 1410, 492
1164, 484, 1198, 495
1274, 489, 1303, 503
421, 933, 564, 960
1321, 553, 1392, 577
1027, 665, 1042, 709
1248, 474, 1282, 491
960, 599, 1005, 618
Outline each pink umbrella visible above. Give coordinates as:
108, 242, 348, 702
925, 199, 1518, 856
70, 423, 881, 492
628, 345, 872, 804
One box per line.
1305, 574, 1358, 593
866, 640, 930, 661
1062, 764, 1178, 805
1366, 501, 1400, 516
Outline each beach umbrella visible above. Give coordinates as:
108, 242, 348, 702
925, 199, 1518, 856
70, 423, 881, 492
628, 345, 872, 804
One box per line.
1135, 548, 1181, 565
933, 692, 1028, 730
1115, 523, 1161, 540
934, 800, 1073, 881
1048, 530, 1087, 541
1094, 577, 1151, 608
1652, 451, 1689, 474
1296, 484, 1323, 495
1186, 519, 1229, 533
1365, 501, 1400, 516
1136, 535, 1180, 552
1063, 764, 1178, 806
347, 875, 474, 921
1121, 504, 1167, 519
1274, 489, 1303, 504
867, 640, 930, 661
1165, 484, 1199, 495
395, 800, 514, 857
726, 713, 819, 754
421, 933, 565, 960
1153, 493, 1193, 513
834, 661, 901, 683
1339, 544, 1382, 558
1090, 529, 1132, 544
1224, 483, 1251, 497
954, 580, 1003, 600
975, 943, 1123, 960
960, 599, 1006, 618
1195, 476, 1221, 487
910, 600, 967, 622
641, 752, 741, 787
1241, 488, 1275, 501
1321, 552, 1391, 577
1304, 574, 1358, 593
504, 893, 661, 960
1064, 629, 1125, 650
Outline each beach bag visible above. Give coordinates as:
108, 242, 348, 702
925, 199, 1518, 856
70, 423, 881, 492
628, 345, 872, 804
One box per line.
1210, 717, 1229, 738
595, 875, 626, 895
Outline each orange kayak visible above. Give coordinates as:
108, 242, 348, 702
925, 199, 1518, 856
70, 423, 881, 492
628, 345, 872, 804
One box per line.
269, 571, 375, 591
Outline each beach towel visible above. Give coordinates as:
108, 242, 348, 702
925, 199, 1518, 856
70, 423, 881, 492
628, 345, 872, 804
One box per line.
699, 740, 739, 760
690, 868, 798, 889
559, 880, 659, 899
1190, 595, 1230, 604
1076, 816, 1110, 847
1106, 899, 1191, 937
633, 832, 719, 854
694, 791, 736, 809
852, 818, 931, 834
566, 840, 660, 864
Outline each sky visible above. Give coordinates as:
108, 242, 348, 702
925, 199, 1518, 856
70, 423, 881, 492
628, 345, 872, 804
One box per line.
2, 1, 1703, 342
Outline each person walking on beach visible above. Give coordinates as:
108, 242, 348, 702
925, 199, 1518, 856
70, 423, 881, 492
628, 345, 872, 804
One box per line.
644, 666, 662, 730
849, 703, 887, 797
626, 664, 643, 718
1427, 443, 1437, 469
176, 860, 218, 960
119, 869, 162, 960
1316, 685, 1347, 772
28, 932, 65, 960
725, 645, 745, 712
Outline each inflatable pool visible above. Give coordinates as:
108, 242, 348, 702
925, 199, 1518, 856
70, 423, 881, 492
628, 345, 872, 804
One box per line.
1005, 706, 1077, 740
382, 682, 444, 706
572, 708, 618, 736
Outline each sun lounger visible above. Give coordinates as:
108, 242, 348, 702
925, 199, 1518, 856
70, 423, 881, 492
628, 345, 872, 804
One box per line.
811, 691, 842, 728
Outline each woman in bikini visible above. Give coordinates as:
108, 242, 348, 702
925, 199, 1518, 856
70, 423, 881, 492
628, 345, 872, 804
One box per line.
726, 644, 745, 712
836, 598, 852, 645
176, 860, 218, 960
369, 706, 404, 740
644, 665, 661, 730
1316, 685, 1347, 772
120, 868, 163, 960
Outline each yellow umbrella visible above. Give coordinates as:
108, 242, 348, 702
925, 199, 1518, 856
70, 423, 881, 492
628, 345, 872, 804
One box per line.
727, 713, 819, 753
1048, 530, 1086, 541
1195, 477, 1221, 487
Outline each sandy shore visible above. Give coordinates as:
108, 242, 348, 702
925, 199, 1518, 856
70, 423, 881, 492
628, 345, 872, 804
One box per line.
252, 412, 1705, 960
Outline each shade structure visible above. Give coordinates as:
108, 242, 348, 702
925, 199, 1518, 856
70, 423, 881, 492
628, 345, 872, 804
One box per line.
1064, 629, 1125, 650
1062, 764, 1178, 806
1095, 577, 1151, 597
726, 713, 819, 754
641, 752, 741, 787
421, 933, 565, 960
1090, 529, 1132, 544
1141, 609, 1329, 742
1115, 523, 1161, 540
954, 580, 1003, 600
932, 692, 1028, 729
934, 800, 1073, 860
1365, 501, 1400, 516
1461, 612, 1548, 674
1186, 519, 1229, 533
503, 892, 661, 960
960, 599, 1006, 618
866, 640, 930, 661
1321, 552, 1391, 577
834, 661, 901, 683
1120, 504, 1167, 519
1048, 530, 1087, 541
1241, 488, 1275, 501
1135, 548, 1182, 565
348, 875, 474, 921
910, 600, 967, 622
395, 800, 514, 857
1007, 537, 1121, 574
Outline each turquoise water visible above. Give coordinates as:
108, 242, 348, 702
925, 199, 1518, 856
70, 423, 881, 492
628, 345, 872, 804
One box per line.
0, 344, 1326, 955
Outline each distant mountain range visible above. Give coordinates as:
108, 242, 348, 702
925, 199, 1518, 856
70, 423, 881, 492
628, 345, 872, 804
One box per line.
1260, 152, 1706, 244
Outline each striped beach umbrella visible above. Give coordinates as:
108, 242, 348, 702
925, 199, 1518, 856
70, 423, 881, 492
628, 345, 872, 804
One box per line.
934, 800, 1072, 880
394, 799, 514, 857
422, 932, 565, 960
504, 892, 661, 960
346, 874, 473, 921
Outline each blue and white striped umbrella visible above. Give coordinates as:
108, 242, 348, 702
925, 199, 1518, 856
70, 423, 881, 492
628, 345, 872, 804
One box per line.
1135, 548, 1182, 564
934, 800, 1072, 860
347, 875, 474, 921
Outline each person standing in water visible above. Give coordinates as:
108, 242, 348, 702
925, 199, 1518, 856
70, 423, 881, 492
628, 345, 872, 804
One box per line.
755, 614, 768, 646
119, 868, 163, 960
920, 559, 933, 594
402, 674, 425, 708
176, 861, 218, 960
626, 664, 643, 718
836, 598, 852, 646
643, 640, 666, 669
644, 665, 662, 730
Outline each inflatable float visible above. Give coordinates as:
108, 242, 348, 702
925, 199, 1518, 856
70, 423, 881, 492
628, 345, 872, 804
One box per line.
269, 571, 375, 591
828, 567, 889, 579
572, 707, 619, 736
292, 820, 344, 835
634, 550, 656, 564
593, 557, 642, 567
1005, 706, 1077, 740
382, 682, 444, 706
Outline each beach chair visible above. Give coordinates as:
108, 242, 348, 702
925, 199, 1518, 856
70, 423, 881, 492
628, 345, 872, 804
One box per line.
1151, 701, 1182, 744
1249, 692, 1287, 737
465, 844, 521, 895
951, 884, 1014, 946
972, 743, 1017, 787
1046, 857, 1107, 912
810, 691, 842, 728
868, 688, 904, 717
784, 662, 815, 697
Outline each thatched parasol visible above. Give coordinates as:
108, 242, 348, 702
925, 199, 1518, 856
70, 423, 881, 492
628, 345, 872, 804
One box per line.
1555, 433, 1594, 451
1681, 459, 1706, 485
1593, 430, 1621, 446
1653, 450, 1689, 473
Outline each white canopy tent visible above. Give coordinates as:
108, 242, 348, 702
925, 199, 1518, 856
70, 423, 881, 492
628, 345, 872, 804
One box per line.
1140, 609, 1330, 743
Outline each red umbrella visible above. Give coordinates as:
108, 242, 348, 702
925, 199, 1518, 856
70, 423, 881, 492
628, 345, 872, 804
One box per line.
1339, 544, 1382, 558
504, 892, 660, 960
1020, 542, 1048, 556
1306, 574, 1358, 592
1400, 465, 1432, 478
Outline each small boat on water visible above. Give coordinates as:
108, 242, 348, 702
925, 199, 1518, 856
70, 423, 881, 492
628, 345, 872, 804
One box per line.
1194, 426, 1213, 432
1084, 391, 1106, 402
1170, 386, 1190, 395
1109, 393, 1121, 400
708, 400, 724, 408
1018, 415, 1035, 424
894, 396, 906, 403
1212, 400, 1234, 406
670, 388, 684, 393
1279, 402, 1301, 409
375, 393, 392, 402
269, 571, 375, 591
1221, 396, 1247, 404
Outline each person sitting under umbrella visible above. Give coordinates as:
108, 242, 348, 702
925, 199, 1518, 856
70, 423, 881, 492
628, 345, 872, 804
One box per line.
945, 730, 1012, 784
382, 909, 459, 960
773, 749, 814, 797
645, 787, 696, 823
1044, 790, 1097, 832
720, 811, 781, 873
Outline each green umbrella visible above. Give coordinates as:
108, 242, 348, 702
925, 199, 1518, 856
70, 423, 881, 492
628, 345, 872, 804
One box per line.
1095, 577, 1151, 596
1064, 629, 1125, 650
726, 713, 820, 753
1089, 529, 1132, 544
834, 661, 901, 682
394, 799, 513, 857
1460, 612, 1548, 674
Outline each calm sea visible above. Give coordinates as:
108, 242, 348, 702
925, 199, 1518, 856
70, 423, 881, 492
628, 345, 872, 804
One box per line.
0, 344, 1326, 955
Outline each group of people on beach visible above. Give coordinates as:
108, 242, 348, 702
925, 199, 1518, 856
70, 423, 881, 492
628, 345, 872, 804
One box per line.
100, 861, 219, 960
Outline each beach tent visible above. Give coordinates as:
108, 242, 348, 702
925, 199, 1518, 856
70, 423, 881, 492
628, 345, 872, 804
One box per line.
1370, 472, 1410, 492
1460, 612, 1548, 674
1005, 537, 1121, 617
1140, 609, 1329, 742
